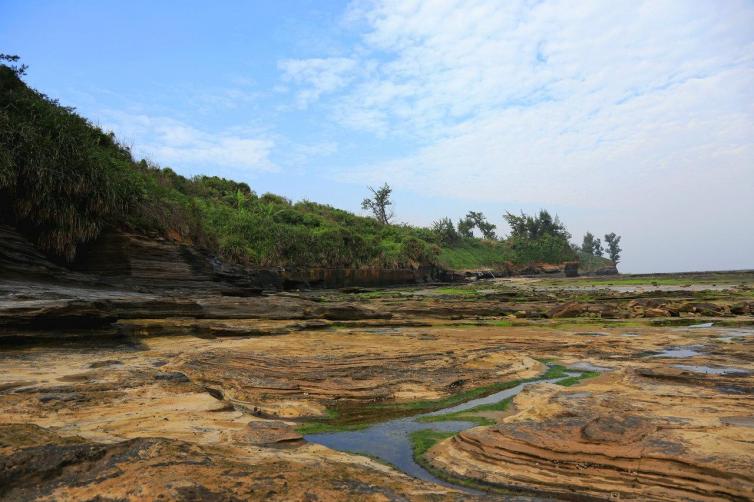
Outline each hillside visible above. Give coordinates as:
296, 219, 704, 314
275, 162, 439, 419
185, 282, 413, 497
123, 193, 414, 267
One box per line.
0, 62, 588, 275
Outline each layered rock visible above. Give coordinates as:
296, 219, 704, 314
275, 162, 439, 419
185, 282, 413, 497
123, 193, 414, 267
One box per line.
426, 369, 754, 501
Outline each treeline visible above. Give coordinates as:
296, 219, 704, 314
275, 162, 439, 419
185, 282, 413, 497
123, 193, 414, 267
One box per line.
430, 210, 578, 265
580, 232, 622, 264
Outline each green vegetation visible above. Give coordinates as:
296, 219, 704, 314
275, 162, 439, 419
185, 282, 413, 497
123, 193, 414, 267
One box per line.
409, 430, 514, 493
604, 232, 622, 264
0, 58, 592, 271
418, 366, 599, 425
581, 231, 622, 265
432, 286, 480, 296
410, 430, 455, 458
0, 59, 140, 260
360, 183, 394, 225
416, 398, 509, 426
367, 377, 524, 415
575, 250, 613, 273
437, 239, 510, 269
295, 420, 370, 435
581, 232, 603, 257
556, 370, 599, 387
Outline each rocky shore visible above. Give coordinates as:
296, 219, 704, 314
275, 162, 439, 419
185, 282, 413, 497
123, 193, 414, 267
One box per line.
1, 228, 753, 500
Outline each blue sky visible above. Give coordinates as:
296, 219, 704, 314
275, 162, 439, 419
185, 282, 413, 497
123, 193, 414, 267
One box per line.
2, 0, 753, 273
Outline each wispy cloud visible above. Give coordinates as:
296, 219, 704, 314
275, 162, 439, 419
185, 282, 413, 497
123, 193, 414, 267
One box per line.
278, 57, 359, 108
278, 0, 754, 200
98, 110, 277, 174
277, 0, 754, 271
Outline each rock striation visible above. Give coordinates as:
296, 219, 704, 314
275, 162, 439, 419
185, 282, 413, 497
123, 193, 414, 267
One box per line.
426, 369, 754, 501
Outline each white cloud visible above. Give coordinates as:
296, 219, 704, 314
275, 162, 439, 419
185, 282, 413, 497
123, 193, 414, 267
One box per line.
286, 0, 754, 271
98, 111, 277, 174
278, 57, 359, 107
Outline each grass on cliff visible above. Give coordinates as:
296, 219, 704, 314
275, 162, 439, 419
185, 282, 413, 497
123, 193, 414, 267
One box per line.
438, 237, 578, 271
438, 239, 512, 270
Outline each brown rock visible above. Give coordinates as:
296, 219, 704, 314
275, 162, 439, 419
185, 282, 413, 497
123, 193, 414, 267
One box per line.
245, 420, 303, 445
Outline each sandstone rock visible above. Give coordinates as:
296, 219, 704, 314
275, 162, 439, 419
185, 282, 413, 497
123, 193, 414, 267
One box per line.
245, 420, 303, 445
427, 369, 754, 501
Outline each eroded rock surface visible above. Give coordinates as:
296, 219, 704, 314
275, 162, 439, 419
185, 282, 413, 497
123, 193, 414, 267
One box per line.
426, 368, 754, 501
1, 271, 753, 500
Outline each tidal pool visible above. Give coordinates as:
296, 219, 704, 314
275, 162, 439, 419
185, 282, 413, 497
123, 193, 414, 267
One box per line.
651, 346, 704, 358
305, 373, 578, 493
674, 364, 750, 375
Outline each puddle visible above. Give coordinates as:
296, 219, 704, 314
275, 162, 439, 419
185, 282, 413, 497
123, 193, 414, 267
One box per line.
305, 373, 578, 494
362, 328, 402, 335
673, 365, 750, 375
721, 416, 754, 428
621, 332, 640, 337
651, 347, 704, 358
718, 328, 754, 342
689, 322, 714, 328
567, 362, 612, 372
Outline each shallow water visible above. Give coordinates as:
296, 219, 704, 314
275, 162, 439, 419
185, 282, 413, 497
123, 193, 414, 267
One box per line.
567, 362, 612, 372
305, 374, 576, 493
674, 364, 750, 375
651, 347, 704, 358
718, 328, 754, 342
689, 322, 715, 328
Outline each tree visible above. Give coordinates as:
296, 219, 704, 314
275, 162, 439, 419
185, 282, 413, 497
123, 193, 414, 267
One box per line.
582, 232, 604, 257
361, 183, 394, 225
604, 232, 622, 264
0, 54, 28, 76
432, 217, 459, 245
592, 237, 603, 257
505, 210, 570, 240
581, 232, 596, 255
457, 216, 474, 238
466, 211, 496, 240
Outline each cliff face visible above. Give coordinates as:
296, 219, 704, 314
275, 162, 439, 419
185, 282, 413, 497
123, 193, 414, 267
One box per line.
0, 225, 439, 292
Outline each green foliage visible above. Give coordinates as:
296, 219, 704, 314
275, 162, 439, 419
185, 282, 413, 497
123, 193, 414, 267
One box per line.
604, 232, 622, 264
556, 371, 599, 387
360, 182, 393, 224
504, 209, 570, 240
410, 430, 455, 457
432, 217, 460, 245
437, 239, 511, 269
0, 64, 140, 261
576, 250, 613, 273
582, 231, 604, 257
507, 233, 576, 264
457, 216, 474, 238
581, 232, 595, 254
466, 211, 497, 239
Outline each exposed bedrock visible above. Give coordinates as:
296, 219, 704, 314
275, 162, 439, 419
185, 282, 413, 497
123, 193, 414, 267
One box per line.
0, 424, 464, 502
426, 369, 754, 501
71, 229, 442, 290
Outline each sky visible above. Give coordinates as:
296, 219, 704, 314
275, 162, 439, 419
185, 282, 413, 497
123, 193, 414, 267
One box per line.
2, 0, 753, 273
